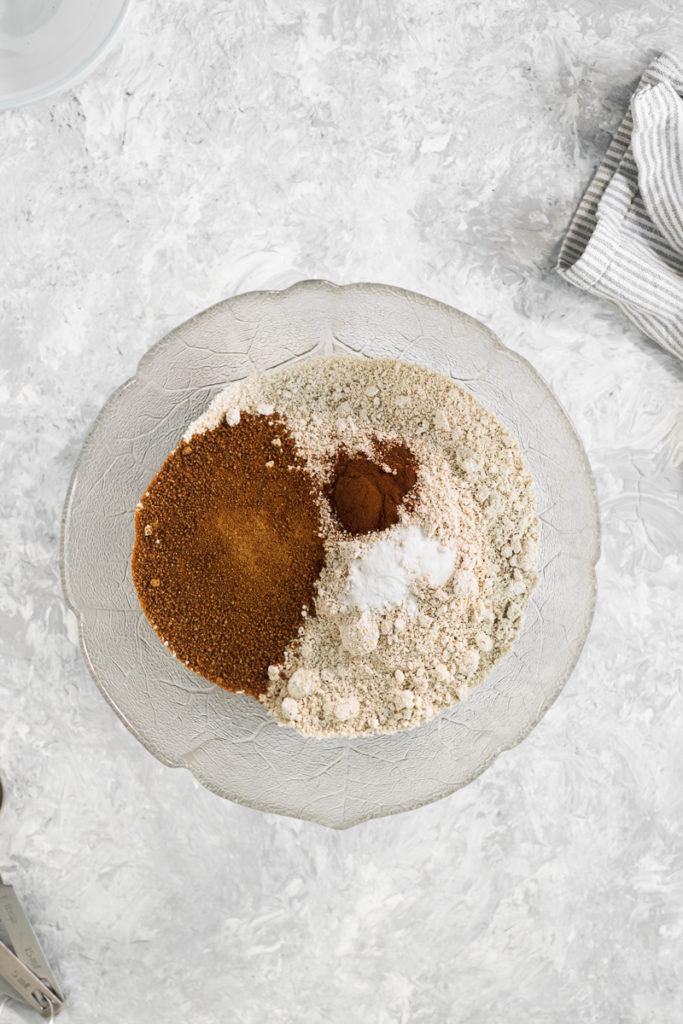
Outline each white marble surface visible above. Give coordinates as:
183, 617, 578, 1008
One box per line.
1, 1, 682, 1021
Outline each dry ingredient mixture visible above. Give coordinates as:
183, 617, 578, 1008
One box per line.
132, 356, 539, 738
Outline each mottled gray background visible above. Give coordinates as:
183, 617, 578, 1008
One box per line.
1, 2, 682, 1022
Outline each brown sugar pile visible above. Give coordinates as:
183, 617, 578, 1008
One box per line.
131, 413, 325, 696
329, 442, 418, 535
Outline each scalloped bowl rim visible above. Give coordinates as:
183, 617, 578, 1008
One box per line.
61, 279, 600, 828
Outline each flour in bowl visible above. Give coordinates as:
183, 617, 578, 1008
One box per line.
177, 356, 539, 737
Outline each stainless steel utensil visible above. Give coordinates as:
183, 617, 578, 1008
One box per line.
0, 777, 64, 1017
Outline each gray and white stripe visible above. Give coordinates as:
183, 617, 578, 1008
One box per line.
557, 52, 683, 361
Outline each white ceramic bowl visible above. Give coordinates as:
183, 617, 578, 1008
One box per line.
0, 0, 131, 110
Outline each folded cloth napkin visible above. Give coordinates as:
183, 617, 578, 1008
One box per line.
557, 52, 683, 361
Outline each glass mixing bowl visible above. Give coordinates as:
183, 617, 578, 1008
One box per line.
61, 280, 599, 829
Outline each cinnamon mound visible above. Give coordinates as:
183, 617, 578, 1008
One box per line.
131, 414, 324, 696
329, 442, 418, 535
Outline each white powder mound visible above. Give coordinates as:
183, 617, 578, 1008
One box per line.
186, 355, 539, 738
346, 525, 457, 613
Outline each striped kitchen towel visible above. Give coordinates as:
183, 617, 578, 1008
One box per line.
557, 52, 683, 361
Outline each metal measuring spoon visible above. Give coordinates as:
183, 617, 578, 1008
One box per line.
0, 775, 64, 1017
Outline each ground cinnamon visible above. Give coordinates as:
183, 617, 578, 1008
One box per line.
329, 442, 418, 535
131, 414, 325, 696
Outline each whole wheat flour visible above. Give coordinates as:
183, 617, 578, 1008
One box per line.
185, 356, 539, 738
